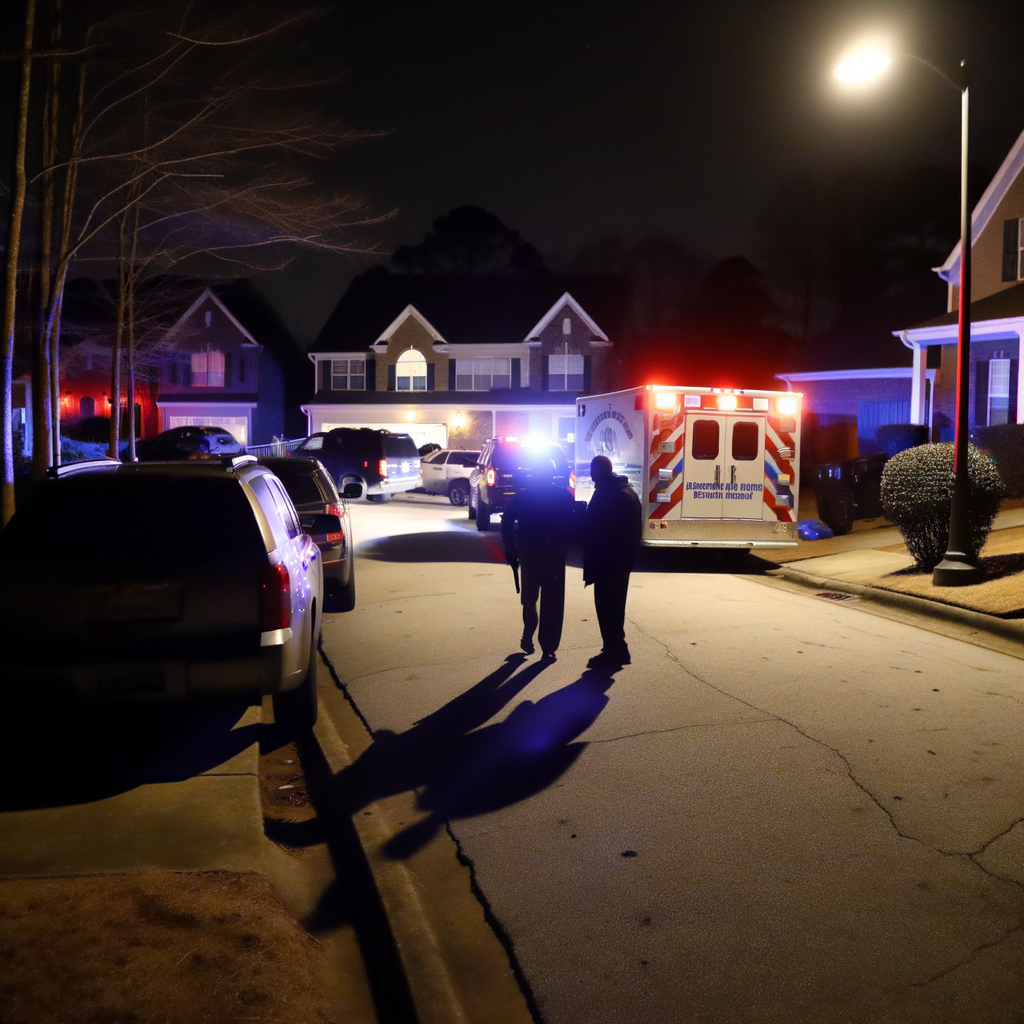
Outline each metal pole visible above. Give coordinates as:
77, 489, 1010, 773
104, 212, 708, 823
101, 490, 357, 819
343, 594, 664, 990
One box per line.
933, 64, 984, 585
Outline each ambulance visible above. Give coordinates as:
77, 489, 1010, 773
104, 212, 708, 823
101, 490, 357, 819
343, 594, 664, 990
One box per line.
573, 385, 802, 548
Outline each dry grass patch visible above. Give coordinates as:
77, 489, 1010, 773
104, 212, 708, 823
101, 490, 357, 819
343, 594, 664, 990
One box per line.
0, 870, 331, 1024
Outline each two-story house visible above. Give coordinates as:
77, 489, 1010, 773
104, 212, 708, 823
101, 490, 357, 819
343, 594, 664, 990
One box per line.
897, 126, 1024, 436
303, 271, 629, 450
59, 278, 305, 446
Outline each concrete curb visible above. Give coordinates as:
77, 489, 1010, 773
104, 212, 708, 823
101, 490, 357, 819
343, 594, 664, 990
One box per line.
770, 565, 1024, 648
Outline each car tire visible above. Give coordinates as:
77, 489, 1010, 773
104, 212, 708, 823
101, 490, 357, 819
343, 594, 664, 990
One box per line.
273, 627, 319, 733
337, 562, 356, 612
367, 493, 392, 503
477, 498, 491, 531
448, 480, 469, 507
468, 487, 477, 520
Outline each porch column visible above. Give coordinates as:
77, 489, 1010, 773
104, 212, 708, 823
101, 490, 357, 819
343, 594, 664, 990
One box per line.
1018, 335, 1024, 424
910, 345, 927, 425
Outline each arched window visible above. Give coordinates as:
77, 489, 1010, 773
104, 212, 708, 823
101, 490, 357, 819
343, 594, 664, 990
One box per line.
396, 349, 427, 391
79, 396, 95, 418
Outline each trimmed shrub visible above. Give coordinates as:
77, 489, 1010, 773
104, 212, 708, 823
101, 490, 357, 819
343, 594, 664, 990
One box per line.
975, 422, 1024, 498
880, 443, 1005, 570
875, 423, 928, 458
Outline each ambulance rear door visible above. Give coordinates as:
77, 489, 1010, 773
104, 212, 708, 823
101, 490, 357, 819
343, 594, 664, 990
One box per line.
680, 412, 765, 519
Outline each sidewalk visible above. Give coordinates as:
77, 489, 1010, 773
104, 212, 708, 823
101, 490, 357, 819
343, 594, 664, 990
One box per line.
765, 496, 1024, 639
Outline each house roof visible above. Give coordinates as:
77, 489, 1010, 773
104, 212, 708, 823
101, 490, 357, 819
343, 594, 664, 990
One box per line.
311, 269, 631, 353
904, 279, 1024, 329
934, 125, 1024, 285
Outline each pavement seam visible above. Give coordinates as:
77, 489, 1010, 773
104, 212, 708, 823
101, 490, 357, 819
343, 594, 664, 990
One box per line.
629, 616, 1024, 895
442, 822, 545, 1024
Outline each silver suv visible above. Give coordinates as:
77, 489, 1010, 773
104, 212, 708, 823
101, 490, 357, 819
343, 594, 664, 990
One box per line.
0, 456, 332, 731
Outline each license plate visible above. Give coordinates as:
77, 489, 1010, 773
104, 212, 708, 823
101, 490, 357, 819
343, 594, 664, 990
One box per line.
82, 584, 183, 624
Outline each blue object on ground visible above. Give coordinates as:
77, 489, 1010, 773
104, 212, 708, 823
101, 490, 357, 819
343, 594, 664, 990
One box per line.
798, 519, 834, 541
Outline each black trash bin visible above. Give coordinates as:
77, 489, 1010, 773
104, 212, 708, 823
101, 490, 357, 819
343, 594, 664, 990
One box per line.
844, 452, 888, 519
811, 462, 854, 535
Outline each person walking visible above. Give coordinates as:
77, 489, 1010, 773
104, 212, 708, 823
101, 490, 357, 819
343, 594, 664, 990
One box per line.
501, 459, 576, 660
584, 455, 643, 669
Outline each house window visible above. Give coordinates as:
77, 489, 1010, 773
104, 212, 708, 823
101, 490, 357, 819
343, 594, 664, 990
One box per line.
562, 317, 572, 335
191, 349, 225, 387
331, 357, 366, 390
1003, 219, 1024, 281
396, 349, 427, 391
548, 354, 584, 391
988, 358, 1011, 426
455, 357, 511, 390
85, 354, 93, 371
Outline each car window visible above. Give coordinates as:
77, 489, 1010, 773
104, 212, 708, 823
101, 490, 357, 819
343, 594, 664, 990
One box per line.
384, 433, 419, 459
272, 471, 323, 505
1, 475, 264, 565
301, 435, 324, 451
492, 445, 568, 473
451, 452, 479, 467
265, 476, 303, 539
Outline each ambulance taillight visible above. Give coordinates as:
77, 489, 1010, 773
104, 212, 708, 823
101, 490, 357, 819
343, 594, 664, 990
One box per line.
776, 396, 798, 415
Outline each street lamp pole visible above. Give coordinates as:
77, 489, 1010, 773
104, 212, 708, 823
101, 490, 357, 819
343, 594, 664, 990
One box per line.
932, 61, 984, 585
833, 50, 984, 585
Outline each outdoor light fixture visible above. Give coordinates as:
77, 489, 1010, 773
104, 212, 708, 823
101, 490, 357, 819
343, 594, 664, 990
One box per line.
834, 49, 891, 82
834, 45, 981, 586
405, 411, 415, 422
452, 411, 465, 429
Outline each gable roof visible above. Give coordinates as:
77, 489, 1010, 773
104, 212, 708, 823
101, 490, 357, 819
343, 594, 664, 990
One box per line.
523, 291, 609, 341
934, 125, 1024, 284
311, 269, 630, 353
372, 303, 448, 346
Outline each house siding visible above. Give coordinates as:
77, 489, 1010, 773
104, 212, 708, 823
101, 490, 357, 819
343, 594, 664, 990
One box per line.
949, 170, 1024, 309
377, 316, 444, 391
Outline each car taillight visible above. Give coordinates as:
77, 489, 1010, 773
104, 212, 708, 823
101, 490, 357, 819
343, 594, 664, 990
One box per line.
569, 470, 576, 491
325, 502, 342, 516
486, 468, 495, 486
260, 562, 291, 632
379, 458, 389, 478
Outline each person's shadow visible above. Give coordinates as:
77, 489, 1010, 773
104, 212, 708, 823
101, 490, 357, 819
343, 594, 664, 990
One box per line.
318, 655, 615, 860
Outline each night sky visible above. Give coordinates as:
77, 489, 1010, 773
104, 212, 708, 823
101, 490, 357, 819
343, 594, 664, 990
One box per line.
253, 1, 1024, 343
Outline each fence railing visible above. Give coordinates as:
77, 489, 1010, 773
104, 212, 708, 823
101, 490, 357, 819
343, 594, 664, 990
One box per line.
246, 437, 306, 458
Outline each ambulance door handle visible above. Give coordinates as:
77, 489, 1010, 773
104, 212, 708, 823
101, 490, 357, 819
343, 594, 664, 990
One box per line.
714, 465, 721, 484
731, 465, 737, 485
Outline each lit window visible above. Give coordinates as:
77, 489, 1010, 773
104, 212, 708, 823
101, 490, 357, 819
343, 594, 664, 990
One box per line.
455, 357, 510, 390
562, 317, 572, 335
396, 349, 427, 391
331, 357, 366, 390
988, 359, 1011, 426
548, 354, 584, 391
191, 349, 225, 387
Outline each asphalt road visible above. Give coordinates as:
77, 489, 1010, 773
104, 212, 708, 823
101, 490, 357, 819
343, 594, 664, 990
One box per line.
321, 493, 1024, 1024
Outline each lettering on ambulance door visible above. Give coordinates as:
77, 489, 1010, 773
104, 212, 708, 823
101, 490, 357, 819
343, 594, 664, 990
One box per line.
681, 414, 724, 517
723, 416, 765, 519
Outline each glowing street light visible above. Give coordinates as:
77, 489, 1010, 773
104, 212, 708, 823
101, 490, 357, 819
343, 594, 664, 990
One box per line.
833, 49, 891, 83
834, 47, 982, 585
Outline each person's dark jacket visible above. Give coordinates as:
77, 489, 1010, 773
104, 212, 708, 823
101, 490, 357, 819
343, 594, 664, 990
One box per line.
501, 483, 576, 566
583, 474, 643, 584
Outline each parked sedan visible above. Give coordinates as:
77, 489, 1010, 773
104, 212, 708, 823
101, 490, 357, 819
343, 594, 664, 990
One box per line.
419, 449, 480, 506
137, 425, 246, 461
0, 455, 331, 731
259, 456, 359, 611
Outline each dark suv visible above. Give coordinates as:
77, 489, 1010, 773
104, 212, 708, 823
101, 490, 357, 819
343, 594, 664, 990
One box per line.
473, 437, 574, 530
292, 428, 421, 502
137, 425, 245, 460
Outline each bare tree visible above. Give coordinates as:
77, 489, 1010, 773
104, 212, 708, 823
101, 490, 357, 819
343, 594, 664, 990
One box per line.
21, 0, 383, 476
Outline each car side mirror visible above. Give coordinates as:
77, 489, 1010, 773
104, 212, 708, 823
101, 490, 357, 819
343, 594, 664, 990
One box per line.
304, 513, 343, 543
342, 482, 363, 499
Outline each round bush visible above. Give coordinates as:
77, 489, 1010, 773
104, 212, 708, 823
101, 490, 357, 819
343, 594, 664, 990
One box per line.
880, 443, 1005, 570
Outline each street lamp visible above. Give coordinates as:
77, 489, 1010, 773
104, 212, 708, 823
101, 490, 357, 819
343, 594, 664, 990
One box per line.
834, 48, 983, 586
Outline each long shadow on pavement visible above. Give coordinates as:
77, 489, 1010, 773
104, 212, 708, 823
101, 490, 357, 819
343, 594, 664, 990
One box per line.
305, 654, 616, 864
